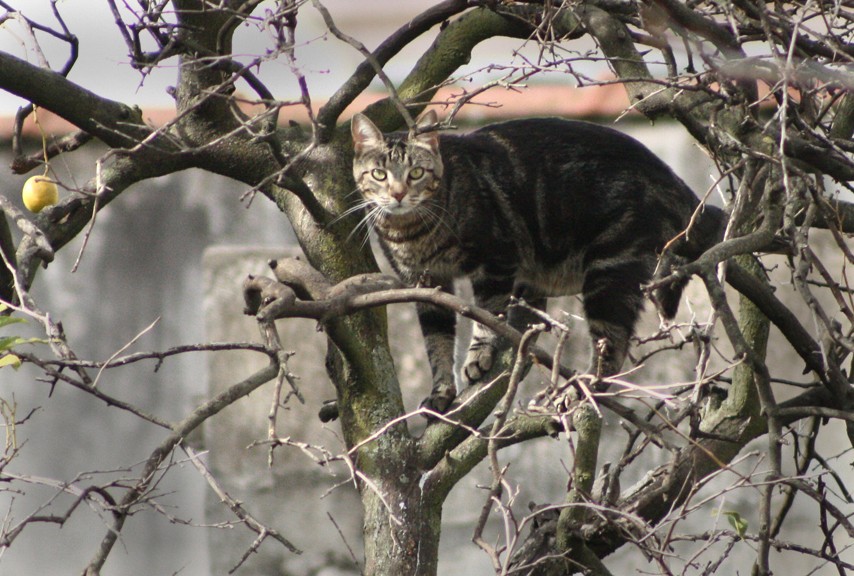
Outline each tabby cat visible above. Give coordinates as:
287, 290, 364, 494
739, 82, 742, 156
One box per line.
351, 110, 724, 412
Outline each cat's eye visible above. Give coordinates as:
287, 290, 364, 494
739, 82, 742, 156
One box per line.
408, 167, 425, 180
371, 168, 387, 181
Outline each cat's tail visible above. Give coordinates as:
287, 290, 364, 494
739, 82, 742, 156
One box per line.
653, 205, 728, 319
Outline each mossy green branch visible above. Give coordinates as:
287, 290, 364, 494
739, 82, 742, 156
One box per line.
274, 144, 403, 445
557, 403, 602, 556
359, 5, 583, 132
422, 412, 561, 503
703, 256, 767, 439
417, 347, 516, 469
359, 7, 528, 131
0, 51, 147, 148
0, 209, 17, 303
830, 93, 854, 140
317, 0, 474, 137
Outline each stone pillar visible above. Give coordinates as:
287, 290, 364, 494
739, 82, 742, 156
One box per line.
203, 247, 366, 575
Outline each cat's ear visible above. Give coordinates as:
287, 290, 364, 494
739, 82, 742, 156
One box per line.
351, 113, 384, 155
411, 109, 439, 152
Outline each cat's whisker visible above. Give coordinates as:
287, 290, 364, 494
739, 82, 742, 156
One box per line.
343, 187, 364, 199
358, 206, 393, 250
327, 196, 385, 249
406, 200, 458, 246
348, 205, 381, 245
328, 203, 365, 228
419, 201, 459, 243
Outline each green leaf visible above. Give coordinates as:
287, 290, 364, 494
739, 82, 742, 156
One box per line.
0, 336, 49, 352
723, 511, 749, 538
0, 335, 24, 352
0, 353, 21, 370
0, 315, 26, 330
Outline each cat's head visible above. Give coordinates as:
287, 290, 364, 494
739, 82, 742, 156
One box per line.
351, 110, 443, 218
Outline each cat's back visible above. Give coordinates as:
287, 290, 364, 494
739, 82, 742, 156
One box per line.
435, 117, 712, 267
460, 118, 680, 180
441, 117, 700, 217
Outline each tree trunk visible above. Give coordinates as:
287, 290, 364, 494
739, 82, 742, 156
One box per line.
361, 473, 443, 576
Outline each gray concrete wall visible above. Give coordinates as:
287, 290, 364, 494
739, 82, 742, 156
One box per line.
0, 151, 294, 575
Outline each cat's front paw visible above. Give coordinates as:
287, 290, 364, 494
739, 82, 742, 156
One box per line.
420, 388, 457, 415
462, 343, 496, 384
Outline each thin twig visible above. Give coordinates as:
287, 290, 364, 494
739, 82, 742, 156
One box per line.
183, 446, 302, 563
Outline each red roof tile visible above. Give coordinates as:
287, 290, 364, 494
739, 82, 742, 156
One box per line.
2, 82, 633, 139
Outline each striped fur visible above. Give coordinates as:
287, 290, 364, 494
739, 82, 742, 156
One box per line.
352, 111, 724, 412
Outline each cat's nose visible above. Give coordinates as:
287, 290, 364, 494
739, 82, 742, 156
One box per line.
390, 188, 407, 202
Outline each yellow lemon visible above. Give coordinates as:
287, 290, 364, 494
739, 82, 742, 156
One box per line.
22, 176, 59, 213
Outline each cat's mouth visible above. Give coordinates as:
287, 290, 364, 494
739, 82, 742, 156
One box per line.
384, 205, 414, 216
377, 200, 418, 217
374, 204, 430, 227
